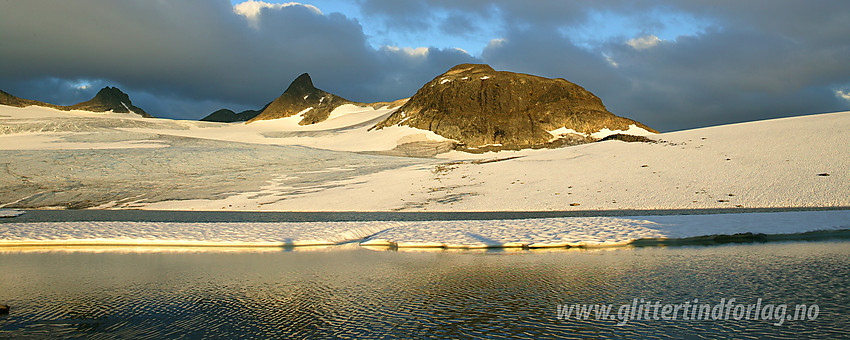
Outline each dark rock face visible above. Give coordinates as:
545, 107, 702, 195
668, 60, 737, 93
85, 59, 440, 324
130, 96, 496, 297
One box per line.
1, 87, 153, 118
68, 87, 152, 117
248, 73, 353, 125
373, 64, 656, 149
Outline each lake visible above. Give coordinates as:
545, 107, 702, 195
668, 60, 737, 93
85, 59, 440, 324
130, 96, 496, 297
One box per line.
1, 240, 848, 338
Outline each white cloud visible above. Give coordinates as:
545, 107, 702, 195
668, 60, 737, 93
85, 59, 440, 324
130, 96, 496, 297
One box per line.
626, 35, 662, 50
602, 53, 618, 68
836, 89, 850, 102
487, 38, 507, 48
71, 80, 91, 90
233, 1, 322, 27
383, 46, 430, 58
453, 47, 470, 56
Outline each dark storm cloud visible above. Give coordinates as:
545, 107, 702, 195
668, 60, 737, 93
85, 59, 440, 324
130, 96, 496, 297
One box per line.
371, 47, 478, 101
1, 0, 849, 129
0, 0, 475, 118
604, 24, 849, 130
0, 78, 108, 107
437, 13, 480, 37
359, 0, 850, 130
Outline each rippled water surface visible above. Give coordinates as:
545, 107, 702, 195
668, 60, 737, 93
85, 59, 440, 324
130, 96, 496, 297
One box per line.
1, 241, 848, 339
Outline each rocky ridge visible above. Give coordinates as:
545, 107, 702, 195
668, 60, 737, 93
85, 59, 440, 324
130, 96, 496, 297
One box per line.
0, 90, 61, 109
0, 87, 152, 118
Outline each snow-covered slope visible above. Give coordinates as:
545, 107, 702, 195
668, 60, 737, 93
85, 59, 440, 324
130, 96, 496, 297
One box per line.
1, 104, 848, 249
123, 104, 453, 152
549, 124, 655, 140
140, 111, 849, 212
1, 103, 847, 212
0, 104, 428, 210
0, 105, 195, 150
0, 103, 450, 153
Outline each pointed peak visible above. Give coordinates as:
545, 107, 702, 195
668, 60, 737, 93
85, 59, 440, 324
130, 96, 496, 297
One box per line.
92, 86, 131, 103
294, 73, 313, 86
284, 73, 315, 93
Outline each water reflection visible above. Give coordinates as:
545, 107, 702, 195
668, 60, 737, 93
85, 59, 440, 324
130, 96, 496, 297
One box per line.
1, 241, 848, 338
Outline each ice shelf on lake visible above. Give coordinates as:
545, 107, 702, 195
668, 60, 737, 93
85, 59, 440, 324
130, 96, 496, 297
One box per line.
0, 210, 847, 249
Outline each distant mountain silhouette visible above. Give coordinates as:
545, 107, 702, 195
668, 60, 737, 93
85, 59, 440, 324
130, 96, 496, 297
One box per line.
373, 64, 656, 150
201, 109, 259, 122
200, 102, 270, 122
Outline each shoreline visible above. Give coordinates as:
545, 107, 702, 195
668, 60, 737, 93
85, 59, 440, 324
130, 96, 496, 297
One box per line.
1, 229, 848, 253
4, 206, 849, 223
1, 209, 848, 252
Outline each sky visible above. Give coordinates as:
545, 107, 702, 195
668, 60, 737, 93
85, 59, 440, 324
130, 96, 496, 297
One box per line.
1, 0, 849, 131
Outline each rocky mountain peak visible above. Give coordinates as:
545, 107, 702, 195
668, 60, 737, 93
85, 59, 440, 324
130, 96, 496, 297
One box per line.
247, 73, 353, 125
209, 73, 406, 124
91, 86, 131, 105
68, 86, 152, 117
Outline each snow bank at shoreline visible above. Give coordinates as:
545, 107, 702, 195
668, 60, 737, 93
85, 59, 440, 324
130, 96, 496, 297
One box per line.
0, 221, 396, 247
0, 209, 24, 218
364, 210, 850, 248
1, 210, 847, 250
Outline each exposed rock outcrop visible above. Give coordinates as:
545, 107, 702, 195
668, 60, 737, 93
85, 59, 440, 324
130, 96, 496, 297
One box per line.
373, 64, 656, 150
599, 133, 656, 143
